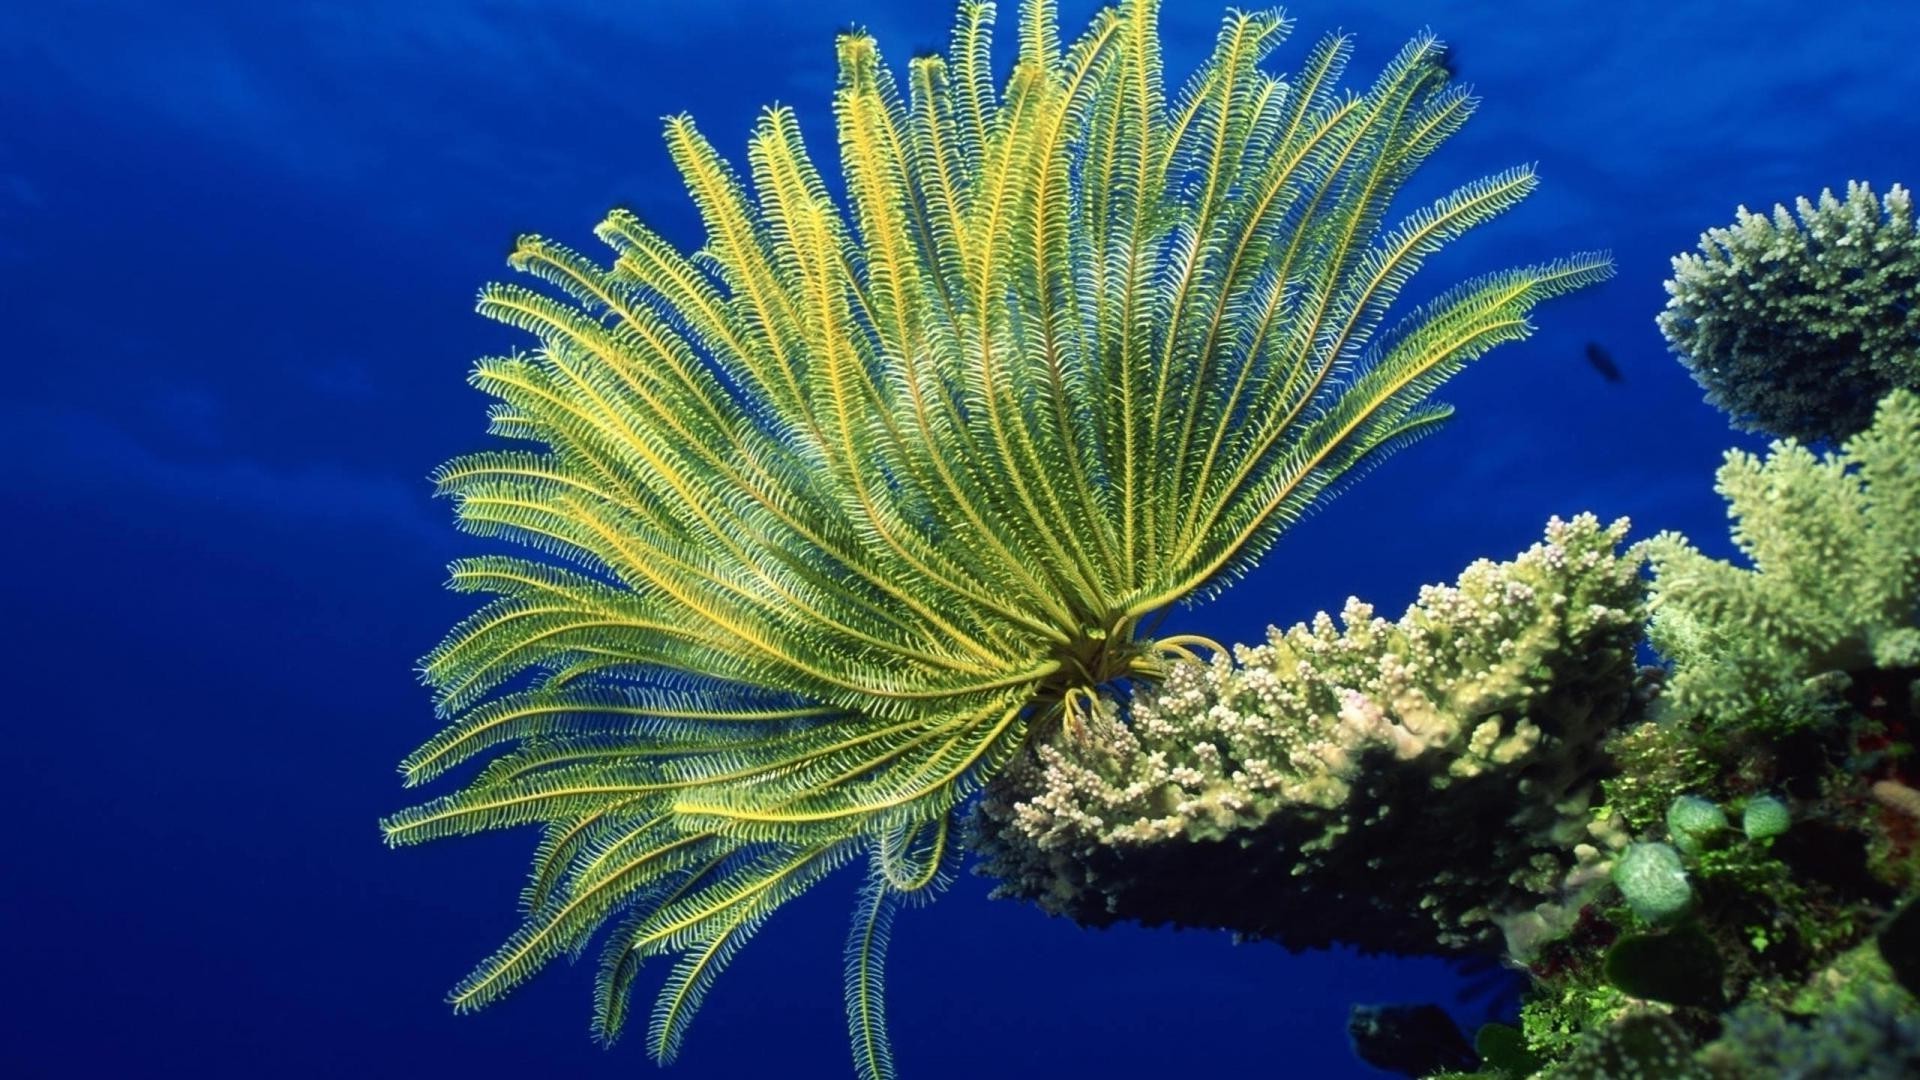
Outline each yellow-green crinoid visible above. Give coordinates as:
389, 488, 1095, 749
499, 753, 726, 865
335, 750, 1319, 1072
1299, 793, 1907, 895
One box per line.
382, 0, 1609, 1075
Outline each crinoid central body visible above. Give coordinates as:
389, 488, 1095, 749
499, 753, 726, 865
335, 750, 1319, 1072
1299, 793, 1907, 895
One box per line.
382, 0, 1607, 1074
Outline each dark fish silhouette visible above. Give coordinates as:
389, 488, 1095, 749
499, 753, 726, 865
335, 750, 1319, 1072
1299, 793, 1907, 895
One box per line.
1349, 1003, 1479, 1077
1584, 341, 1625, 383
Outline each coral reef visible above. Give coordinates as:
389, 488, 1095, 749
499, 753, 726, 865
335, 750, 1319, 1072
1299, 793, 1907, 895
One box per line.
1658, 181, 1919, 443
972, 514, 1645, 955
1698, 971, 1920, 1079
975, 390, 1920, 1077
1496, 392, 1920, 1077
1640, 388, 1920, 736
1549, 1011, 1701, 1080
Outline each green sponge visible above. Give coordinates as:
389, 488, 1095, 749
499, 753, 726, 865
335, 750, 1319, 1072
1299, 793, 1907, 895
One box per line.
1667, 795, 1728, 855
1742, 796, 1791, 841
1614, 842, 1693, 924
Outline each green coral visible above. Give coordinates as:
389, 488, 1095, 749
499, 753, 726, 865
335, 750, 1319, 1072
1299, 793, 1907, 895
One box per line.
1659, 181, 1920, 443
1642, 388, 1920, 732
972, 514, 1643, 954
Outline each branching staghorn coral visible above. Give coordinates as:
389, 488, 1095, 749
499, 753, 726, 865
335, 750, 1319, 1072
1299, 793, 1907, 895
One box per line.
974, 514, 1643, 955
1642, 388, 1920, 733
1659, 181, 1919, 443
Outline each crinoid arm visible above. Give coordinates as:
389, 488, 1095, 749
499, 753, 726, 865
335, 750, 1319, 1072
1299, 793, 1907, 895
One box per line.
384, 1, 1607, 1074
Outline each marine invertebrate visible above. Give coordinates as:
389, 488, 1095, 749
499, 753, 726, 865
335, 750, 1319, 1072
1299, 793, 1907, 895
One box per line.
1552, 1011, 1702, 1080
1874, 779, 1920, 822
1699, 978, 1920, 1080
1611, 842, 1692, 924
1665, 795, 1726, 855
1658, 181, 1919, 443
974, 514, 1642, 953
1498, 396, 1920, 1076
1642, 389, 1920, 733
381, 0, 1605, 1071
1741, 796, 1790, 841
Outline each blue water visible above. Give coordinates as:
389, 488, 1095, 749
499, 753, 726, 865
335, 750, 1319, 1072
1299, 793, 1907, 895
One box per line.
3, 1, 1915, 1077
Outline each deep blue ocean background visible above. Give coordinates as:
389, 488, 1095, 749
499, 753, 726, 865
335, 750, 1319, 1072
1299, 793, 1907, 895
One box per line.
3, 1, 1916, 1076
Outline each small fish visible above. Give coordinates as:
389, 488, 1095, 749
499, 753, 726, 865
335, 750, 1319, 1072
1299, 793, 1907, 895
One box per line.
1584, 341, 1625, 383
